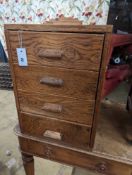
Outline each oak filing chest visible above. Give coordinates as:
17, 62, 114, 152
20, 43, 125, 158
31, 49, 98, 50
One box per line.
5, 19, 119, 175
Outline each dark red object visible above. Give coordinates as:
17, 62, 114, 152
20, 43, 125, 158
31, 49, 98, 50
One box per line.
102, 34, 132, 98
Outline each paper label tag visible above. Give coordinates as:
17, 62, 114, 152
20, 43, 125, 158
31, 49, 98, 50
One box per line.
16, 48, 28, 66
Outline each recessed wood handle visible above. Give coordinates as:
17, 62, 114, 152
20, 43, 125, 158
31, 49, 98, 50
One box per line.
43, 130, 62, 140
38, 49, 63, 59
42, 103, 63, 113
40, 76, 63, 86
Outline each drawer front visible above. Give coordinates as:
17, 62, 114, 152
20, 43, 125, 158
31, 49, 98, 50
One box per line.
20, 112, 91, 149
18, 91, 95, 125
19, 136, 132, 175
9, 31, 104, 71
14, 65, 98, 100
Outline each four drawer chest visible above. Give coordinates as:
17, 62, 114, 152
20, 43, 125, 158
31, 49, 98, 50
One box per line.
4, 18, 118, 175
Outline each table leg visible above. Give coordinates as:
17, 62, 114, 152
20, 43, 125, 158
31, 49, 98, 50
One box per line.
22, 152, 34, 175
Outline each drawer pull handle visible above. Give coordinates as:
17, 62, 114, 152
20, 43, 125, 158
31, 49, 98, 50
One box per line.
42, 103, 63, 113
38, 49, 63, 59
40, 76, 63, 86
43, 130, 62, 140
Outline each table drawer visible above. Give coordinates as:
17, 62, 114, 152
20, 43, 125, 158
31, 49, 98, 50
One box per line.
18, 91, 95, 125
9, 31, 104, 71
18, 134, 132, 175
14, 65, 98, 100
20, 112, 91, 149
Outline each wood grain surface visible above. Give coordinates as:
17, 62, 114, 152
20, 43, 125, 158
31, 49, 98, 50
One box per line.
90, 34, 112, 148
9, 31, 104, 71
17, 132, 132, 175
5, 21, 116, 175
18, 91, 95, 125
21, 153, 34, 175
14, 65, 99, 100
20, 112, 91, 149
5, 24, 113, 33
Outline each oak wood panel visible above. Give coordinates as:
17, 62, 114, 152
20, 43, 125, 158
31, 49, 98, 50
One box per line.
18, 91, 95, 125
5, 24, 113, 33
4, 29, 23, 131
4, 31, 20, 109
90, 34, 112, 148
5, 21, 116, 175
14, 65, 99, 100
9, 31, 104, 71
20, 112, 91, 149
44, 16, 83, 25
17, 132, 132, 175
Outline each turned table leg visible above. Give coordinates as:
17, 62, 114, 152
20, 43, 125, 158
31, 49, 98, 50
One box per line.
22, 153, 34, 175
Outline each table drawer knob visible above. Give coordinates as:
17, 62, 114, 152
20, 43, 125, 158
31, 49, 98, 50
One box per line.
43, 130, 62, 140
38, 49, 63, 59
42, 103, 63, 113
96, 162, 107, 173
40, 76, 64, 86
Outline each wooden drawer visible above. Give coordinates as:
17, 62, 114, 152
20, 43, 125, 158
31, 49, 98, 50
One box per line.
18, 134, 132, 175
9, 31, 104, 71
20, 112, 91, 149
18, 91, 95, 125
14, 65, 98, 100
